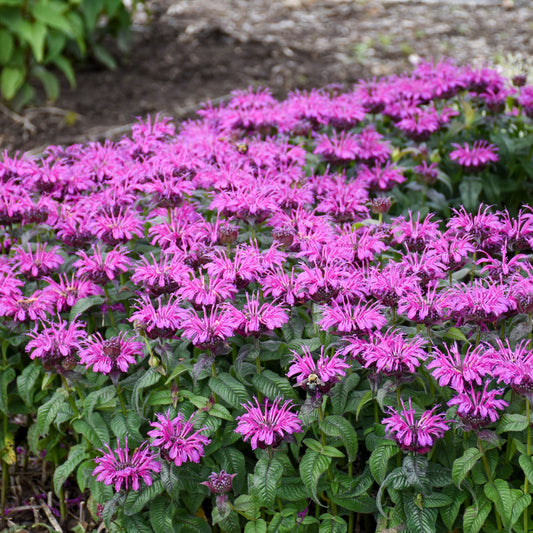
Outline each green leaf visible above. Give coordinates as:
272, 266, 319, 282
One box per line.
252, 370, 297, 401
355, 390, 373, 421
452, 447, 482, 488
73, 412, 109, 449
330, 373, 360, 415
459, 179, 483, 212
0, 367, 15, 415
404, 497, 438, 533
330, 493, 376, 514
133, 368, 161, 413
497, 413, 530, 433
511, 491, 531, 528
421, 492, 453, 508
444, 327, 468, 342
124, 480, 164, 515
91, 43, 116, 70
208, 403, 233, 421
253, 455, 283, 508
122, 514, 153, 533
69, 295, 105, 320
320, 415, 358, 463
369, 442, 399, 484
31, 1, 72, 34
267, 509, 297, 533
149, 496, 174, 533
17, 363, 41, 407
37, 389, 67, 435
160, 461, 179, 499
1, 66, 25, 100
0, 30, 14, 64
519, 453, 533, 485
53, 444, 88, 495
164, 363, 190, 385
81, 0, 104, 31
52, 54, 76, 88
82, 385, 116, 419
484, 479, 513, 529
463, 497, 492, 533
276, 476, 309, 501
299, 449, 331, 505
439, 486, 466, 529
233, 494, 260, 521
318, 513, 347, 533
245, 519, 267, 533
209, 372, 250, 409
32, 65, 59, 101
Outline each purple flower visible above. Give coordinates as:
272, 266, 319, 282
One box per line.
88, 207, 144, 245
287, 345, 350, 395
200, 470, 237, 494
43, 273, 103, 313
236, 397, 303, 450
362, 328, 427, 376
79, 331, 144, 375
320, 297, 386, 334
382, 398, 450, 454
129, 294, 184, 339
26, 318, 87, 372
448, 382, 508, 430
147, 411, 211, 466
427, 342, 493, 393
93, 438, 161, 492
13, 243, 64, 280
234, 292, 289, 336
487, 339, 533, 396
73, 244, 131, 285
449, 141, 499, 172
132, 252, 192, 295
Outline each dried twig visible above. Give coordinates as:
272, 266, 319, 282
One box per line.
0, 103, 36, 134
40, 501, 63, 532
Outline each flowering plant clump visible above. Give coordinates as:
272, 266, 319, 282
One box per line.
3, 58, 533, 533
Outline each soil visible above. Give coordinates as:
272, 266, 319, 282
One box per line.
1, 0, 533, 156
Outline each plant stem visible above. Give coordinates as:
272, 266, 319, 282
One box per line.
478, 436, 502, 531
61, 374, 79, 418
525, 397, 531, 533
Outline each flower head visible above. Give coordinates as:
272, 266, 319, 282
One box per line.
236, 397, 303, 450
449, 140, 499, 172
448, 382, 508, 430
147, 411, 211, 466
201, 470, 237, 494
382, 398, 450, 454
93, 438, 161, 492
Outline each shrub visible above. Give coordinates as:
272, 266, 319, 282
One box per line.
0, 0, 141, 108
1, 60, 533, 533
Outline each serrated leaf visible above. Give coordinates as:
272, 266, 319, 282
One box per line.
318, 513, 347, 533
233, 494, 260, 521
37, 389, 67, 435
252, 369, 297, 401
497, 413, 529, 433
330, 373, 360, 415
404, 497, 438, 533
355, 389, 373, 421
421, 492, 453, 508
124, 480, 164, 515
300, 449, 331, 505
160, 461, 179, 499
484, 479, 513, 529
150, 496, 174, 533
69, 295, 105, 321
267, 509, 297, 533
0, 30, 14, 64
73, 412, 109, 449
452, 447, 482, 488
17, 363, 41, 407
52, 55, 75, 87
463, 498, 492, 533
459, 179, 483, 212
53, 444, 88, 495
82, 385, 116, 419
133, 368, 161, 414
320, 415, 358, 463
253, 455, 283, 509
511, 491, 531, 528
208, 403, 233, 421
439, 485, 466, 529
31, 1, 72, 34
330, 493, 376, 514
209, 372, 250, 409
123, 513, 154, 533
369, 442, 399, 484
276, 476, 309, 501
245, 519, 267, 533
519, 453, 533, 485
76, 458, 94, 492
0, 367, 15, 415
